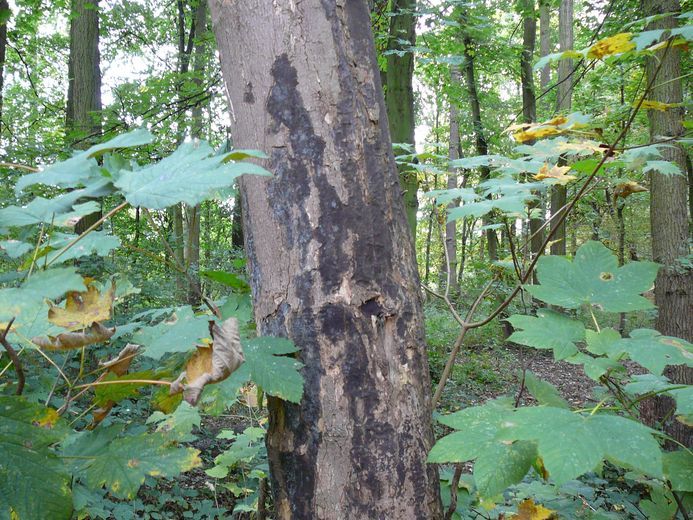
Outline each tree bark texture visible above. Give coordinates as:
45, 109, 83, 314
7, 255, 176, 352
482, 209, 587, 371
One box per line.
643, 0, 692, 448
67, 0, 102, 234
66, 0, 101, 142
385, 0, 418, 238
209, 1, 442, 518
538, 0, 551, 104
549, 0, 572, 256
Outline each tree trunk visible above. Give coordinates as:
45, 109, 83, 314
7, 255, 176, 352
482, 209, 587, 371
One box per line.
642, 0, 692, 448
0, 0, 9, 135
538, 0, 551, 110
445, 67, 461, 295
186, 0, 208, 307
209, 2, 442, 518
463, 32, 498, 261
67, 0, 102, 234
385, 0, 418, 238
549, 0, 572, 256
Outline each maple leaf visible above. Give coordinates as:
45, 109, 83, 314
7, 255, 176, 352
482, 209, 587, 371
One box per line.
32, 321, 115, 350
587, 33, 635, 59
638, 100, 679, 111
613, 181, 648, 199
48, 280, 115, 330
512, 126, 563, 143
534, 163, 576, 185
170, 317, 245, 405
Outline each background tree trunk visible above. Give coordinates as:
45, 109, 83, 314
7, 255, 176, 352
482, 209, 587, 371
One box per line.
549, 0, 572, 256
385, 0, 418, 238
67, 0, 102, 234
463, 31, 498, 261
445, 67, 461, 295
209, 1, 442, 517
0, 0, 9, 135
642, 0, 691, 448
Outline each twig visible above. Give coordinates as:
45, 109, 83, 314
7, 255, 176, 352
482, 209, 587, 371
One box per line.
0, 162, 40, 172
444, 464, 464, 520
673, 491, 690, 520
0, 319, 24, 395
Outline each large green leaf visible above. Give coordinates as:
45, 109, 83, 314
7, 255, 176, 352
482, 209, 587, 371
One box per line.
136, 306, 211, 359
498, 407, 662, 484
0, 239, 32, 258
522, 370, 571, 408
0, 396, 72, 520
507, 309, 584, 360
527, 241, 659, 312
24, 267, 87, 300
474, 441, 537, 498
617, 329, 693, 375
63, 425, 201, 499
115, 141, 271, 209
147, 401, 202, 442
428, 399, 512, 462
14, 129, 153, 193
45, 231, 121, 264
242, 336, 304, 403
663, 450, 693, 492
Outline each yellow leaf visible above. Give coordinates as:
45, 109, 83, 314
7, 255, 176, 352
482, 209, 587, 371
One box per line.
555, 140, 604, 154
512, 126, 563, 143
48, 280, 115, 330
534, 163, 576, 185
613, 181, 648, 199
170, 317, 245, 405
510, 499, 557, 519
587, 33, 635, 59
638, 100, 678, 111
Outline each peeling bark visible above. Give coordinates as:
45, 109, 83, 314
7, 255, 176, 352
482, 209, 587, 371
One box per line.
209, 1, 441, 517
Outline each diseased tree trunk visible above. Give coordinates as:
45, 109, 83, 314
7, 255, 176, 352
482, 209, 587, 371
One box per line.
0, 0, 9, 134
385, 0, 418, 238
642, 0, 692, 448
209, 1, 442, 518
445, 67, 461, 295
67, 0, 102, 234
549, 0, 572, 256
463, 31, 498, 261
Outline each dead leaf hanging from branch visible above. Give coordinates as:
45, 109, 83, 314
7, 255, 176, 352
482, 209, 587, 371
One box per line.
170, 317, 245, 405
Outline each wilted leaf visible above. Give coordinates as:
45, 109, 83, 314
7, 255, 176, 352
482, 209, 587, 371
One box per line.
100, 343, 140, 376
32, 322, 115, 350
170, 317, 245, 405
48, 281, 115, 330
613, 181, 648, 199
534, 163, 576, 185
587, 33, 636, 59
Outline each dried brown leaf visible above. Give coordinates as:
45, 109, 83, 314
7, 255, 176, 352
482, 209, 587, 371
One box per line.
170, 317, 245, 405
32, 322, 115, 350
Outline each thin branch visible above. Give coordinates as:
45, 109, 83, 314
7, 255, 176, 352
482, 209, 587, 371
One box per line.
0, 319, 24, 395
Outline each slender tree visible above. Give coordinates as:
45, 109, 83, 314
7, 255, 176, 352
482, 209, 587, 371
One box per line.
549, 0, 572, 256
385, 0, 418, 238
642, 0, 691, 447
0, 0, 9, 133
209, 1, 442, 517
445, 67, 461, 295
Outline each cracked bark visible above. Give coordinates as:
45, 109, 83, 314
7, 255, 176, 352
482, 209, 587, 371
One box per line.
209, 1, 442, 518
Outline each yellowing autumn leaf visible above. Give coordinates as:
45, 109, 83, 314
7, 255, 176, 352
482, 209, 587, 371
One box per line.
638, 100, 679, 112
48, 280, 115, 330
555, 140, 604, 154
534, 163, 576, 185
32, 322, 115, 350
587, 33, 635, 59
170, 317, 245, 405
613, 181, 648, 199
510, 499, 557, 519
512, 126, 563, 143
